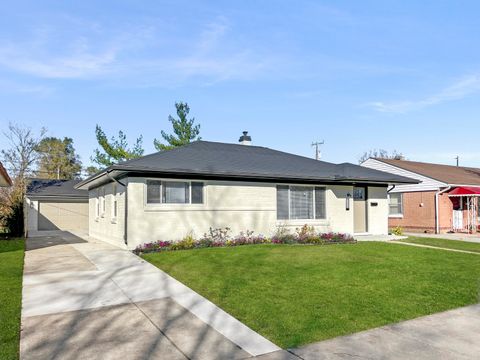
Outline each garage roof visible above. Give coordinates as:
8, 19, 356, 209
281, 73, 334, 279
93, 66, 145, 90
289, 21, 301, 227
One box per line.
27, 179, 88, 198
77, 141, 417, 190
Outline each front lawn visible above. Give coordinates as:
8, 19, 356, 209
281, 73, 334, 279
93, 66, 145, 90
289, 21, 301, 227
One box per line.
400, 236, 480, 253
142, 242, 480, 348
0, 239, 25, 360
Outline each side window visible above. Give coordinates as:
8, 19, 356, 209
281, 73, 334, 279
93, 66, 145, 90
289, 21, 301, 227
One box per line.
112, 183, 117, 219
95, 189, 100, 218
315, 187, 326, 219
191, 182, 204, 204
101, 187, 106, 215
146, 180, 162, 204
388, 193, 403, 215
146, 180, 204, 204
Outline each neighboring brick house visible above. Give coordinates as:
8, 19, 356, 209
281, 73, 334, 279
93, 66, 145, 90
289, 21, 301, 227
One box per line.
361, 158, 480, 234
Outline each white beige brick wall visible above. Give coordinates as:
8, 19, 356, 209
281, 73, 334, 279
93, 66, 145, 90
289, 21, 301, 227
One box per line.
367, 186, 389, 235
87, 178, 389, 249
125, 178, 365, 249
88, 181, 126, 248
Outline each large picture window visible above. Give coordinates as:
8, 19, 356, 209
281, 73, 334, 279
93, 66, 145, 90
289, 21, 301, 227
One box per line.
146, 180, 204, 204
388, 192, 403, 215
276, 185, 326, 220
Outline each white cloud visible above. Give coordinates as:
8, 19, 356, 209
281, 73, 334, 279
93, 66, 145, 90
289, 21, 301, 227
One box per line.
0, 16, 273, 85
0, 79, 54, 96
368, 74, 480, 113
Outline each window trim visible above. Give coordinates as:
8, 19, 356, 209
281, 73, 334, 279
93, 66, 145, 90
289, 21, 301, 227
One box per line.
276, 184, 327, 221
144, 178, 205, 207
388, 192, 403, 217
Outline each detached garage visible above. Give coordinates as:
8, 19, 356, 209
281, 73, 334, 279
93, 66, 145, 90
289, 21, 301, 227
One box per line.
25, 179, 88, 236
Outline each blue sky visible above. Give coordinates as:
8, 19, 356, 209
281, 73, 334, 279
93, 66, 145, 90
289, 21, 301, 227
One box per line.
1, 1, 480, 169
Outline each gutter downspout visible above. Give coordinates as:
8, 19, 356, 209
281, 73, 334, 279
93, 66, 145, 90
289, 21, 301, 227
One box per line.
387, 184, 396, 193
435, 186, 451, 234
106, 172, 128, 247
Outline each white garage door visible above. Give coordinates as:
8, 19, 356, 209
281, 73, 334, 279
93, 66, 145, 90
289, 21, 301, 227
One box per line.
38, 200, 88, 232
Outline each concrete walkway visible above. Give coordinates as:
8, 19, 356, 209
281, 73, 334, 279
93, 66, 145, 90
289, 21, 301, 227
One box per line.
405, 232, 480, 243
390, 240, 480, 255
281, 304, 480, 360
20, 232, 279, 359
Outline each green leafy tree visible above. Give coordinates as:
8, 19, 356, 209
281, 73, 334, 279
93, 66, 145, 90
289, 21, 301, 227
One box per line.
84, 165, 100, 177
91, 125, 144, 167
154, 102, 201, 151
36, 137, 82, 179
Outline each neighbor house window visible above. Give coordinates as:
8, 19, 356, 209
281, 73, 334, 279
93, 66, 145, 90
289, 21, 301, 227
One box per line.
276, 185, 326, 220
111, 183, 118, 220
146, 180, 204, 204
388, 192, 403, 216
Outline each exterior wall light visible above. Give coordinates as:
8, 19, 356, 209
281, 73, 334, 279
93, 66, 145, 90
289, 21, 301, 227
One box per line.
346, 193, 351, 211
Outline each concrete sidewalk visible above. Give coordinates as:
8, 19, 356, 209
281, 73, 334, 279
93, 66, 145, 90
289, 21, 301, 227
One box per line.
20, 232, 279, 359
405, 232, 480, 243
285, 303, 480, 360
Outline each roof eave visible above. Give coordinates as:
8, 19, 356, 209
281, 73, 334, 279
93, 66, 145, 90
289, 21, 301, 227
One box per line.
76, 166, 416, 187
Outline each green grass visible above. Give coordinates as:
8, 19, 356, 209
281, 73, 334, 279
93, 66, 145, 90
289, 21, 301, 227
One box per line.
142, 243, 480, 348
0, 239, 25, 360
400, 236, 480, 253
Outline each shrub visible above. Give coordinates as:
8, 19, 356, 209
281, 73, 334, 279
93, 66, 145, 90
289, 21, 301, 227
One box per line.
295, 225, 321, 244
201, 227, 231, 245
170, 233, 196, 250
271, 225, 296, 244
133, 225, 356, 254
231, 230, 267, 246
390, 226, 403, 236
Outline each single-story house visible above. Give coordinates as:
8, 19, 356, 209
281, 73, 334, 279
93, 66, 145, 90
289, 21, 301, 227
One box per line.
25, 179, 89, 236
361, 158, 480, 233
0, 161, 12, 187
76, 135, 416, 249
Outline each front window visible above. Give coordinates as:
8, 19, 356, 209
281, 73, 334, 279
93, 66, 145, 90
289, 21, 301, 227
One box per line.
388, 192, 403, 216
146, 180, 204, 204
276, 185, 326, 220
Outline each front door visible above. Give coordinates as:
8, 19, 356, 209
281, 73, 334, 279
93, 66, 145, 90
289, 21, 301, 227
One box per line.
353, 187, 367, 233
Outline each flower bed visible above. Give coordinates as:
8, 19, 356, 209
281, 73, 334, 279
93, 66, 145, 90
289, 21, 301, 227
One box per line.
133, 225, 355, 254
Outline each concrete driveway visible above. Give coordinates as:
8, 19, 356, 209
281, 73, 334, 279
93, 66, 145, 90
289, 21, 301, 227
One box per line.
21, 232, 480, 360
20, 232, 279, 359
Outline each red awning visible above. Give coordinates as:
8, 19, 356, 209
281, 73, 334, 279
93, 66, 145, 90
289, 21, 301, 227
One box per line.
448, 186, 480, 197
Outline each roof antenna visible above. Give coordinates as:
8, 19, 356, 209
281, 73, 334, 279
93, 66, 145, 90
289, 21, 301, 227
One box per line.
311, 140, 324, 160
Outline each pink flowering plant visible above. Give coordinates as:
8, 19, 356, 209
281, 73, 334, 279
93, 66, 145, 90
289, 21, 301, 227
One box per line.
133, 225, 355, 254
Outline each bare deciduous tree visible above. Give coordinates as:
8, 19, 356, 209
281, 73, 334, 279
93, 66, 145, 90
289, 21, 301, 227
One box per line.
0, 123, 46, 236
358, 149, 404, 164
1, 122, 46, 179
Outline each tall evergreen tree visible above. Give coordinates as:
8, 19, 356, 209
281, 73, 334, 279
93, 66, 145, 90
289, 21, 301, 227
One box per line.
36, 137, 82, 179
91, 125, 144, 167
154, 102, 201, 151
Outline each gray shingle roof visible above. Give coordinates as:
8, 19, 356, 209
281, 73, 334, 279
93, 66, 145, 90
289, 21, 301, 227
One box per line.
27, 179, 88, 198
77, 141, 416, 189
